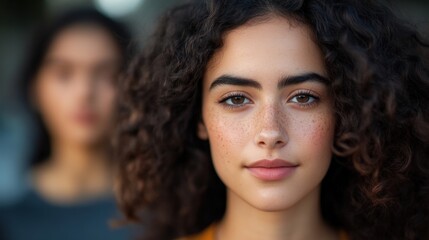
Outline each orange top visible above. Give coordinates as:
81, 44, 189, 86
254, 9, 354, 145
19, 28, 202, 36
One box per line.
180, 224, 349, 240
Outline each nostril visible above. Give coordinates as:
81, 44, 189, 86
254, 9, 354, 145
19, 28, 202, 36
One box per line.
257, 139, 286, 148
255, 129, 287, 149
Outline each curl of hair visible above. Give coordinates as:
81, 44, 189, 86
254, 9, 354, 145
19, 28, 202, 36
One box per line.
114, 0, 429, 239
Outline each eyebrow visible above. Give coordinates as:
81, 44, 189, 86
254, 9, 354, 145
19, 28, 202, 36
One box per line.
209, 75, 262, 90
44, 58, 70, 67
278, 72, 329, 88
44, 57, 120, 69
209, 72, 329, 91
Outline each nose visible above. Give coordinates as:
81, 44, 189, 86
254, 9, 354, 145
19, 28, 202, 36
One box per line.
76, 74, 97, 106
254, 104, 287, 149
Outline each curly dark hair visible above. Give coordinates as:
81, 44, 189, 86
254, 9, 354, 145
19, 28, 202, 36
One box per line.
114, 0, 429, 239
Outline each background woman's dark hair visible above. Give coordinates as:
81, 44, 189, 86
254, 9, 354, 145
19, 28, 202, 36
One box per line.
19, 8, 133, 166
115, 0, 429, 239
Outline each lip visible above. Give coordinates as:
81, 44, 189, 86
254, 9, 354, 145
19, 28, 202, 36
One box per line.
245, 159, 298, 181
72, 111, 98, 126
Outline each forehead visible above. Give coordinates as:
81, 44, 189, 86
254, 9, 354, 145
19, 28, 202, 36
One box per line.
44, 24, 120, 66
204, 15, 326, 83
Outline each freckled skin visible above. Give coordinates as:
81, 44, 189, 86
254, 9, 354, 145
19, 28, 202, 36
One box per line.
198, 16, 336, 239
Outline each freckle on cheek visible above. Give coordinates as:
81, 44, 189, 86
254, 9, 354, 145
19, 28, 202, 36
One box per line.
310, 117, 334, 148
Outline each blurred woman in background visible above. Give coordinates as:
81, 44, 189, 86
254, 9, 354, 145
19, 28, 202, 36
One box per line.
0, 8, 134, 240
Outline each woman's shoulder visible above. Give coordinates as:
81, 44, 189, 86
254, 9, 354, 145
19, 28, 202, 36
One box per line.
176, 224, 215, 240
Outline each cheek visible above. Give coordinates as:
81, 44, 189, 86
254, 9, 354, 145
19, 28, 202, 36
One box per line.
203, 106, 252, 169
305, 116, 334, 149
36, 78, 71, 128
290, 111, 335, 165
96, 85, 116, 116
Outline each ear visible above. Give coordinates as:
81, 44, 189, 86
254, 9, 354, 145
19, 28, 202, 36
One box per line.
197, 121, 209, 140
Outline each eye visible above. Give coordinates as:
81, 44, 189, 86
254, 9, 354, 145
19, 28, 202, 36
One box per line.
288, 91, 319, 106
93, 67, 119, 84
54, 68, 72, 82
291, 94, 313, 103
220, 94, 251, 107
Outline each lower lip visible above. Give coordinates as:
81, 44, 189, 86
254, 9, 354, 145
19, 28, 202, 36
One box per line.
246, 167, 297, 181
73, 114, 98, 125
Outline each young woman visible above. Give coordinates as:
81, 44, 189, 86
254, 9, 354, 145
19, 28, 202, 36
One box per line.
0, 9, 134, 240
115, 0, 429, 239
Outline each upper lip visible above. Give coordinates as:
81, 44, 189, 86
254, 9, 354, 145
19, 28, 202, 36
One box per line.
246, 159, 298, 168
73, 111, 97, 120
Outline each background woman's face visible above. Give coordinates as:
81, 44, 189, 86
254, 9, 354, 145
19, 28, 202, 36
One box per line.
199, 16, 335, 211
34, 24, 121, 146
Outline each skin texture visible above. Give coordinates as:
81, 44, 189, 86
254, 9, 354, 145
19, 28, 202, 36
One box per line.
32, 24, 121, 203
198, 16, 337, 239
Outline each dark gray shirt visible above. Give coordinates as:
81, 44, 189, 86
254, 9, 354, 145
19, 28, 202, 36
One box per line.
0, 189, 134, 240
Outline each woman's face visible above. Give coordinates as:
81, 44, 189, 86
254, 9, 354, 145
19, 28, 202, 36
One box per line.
199, 16, 335, 211
34, 24, 121, 146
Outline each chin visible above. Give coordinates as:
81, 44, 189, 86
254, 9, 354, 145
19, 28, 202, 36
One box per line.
243, 190, 302, 212
252, 199, 299, 212
69, 131, 105, 145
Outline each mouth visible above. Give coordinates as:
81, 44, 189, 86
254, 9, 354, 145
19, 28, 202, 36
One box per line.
73, 111, 98, 126
245, 159, 298, 181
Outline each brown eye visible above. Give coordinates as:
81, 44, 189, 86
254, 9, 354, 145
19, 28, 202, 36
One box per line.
231, 96, 246, 104
53, 67, 73, 83
223, 95, 251, 106
295, 95, 310, 103
289, 93, 318, 105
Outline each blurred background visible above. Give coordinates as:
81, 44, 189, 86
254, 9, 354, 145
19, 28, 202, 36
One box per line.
0, 0, 189, 205
0, 0, 428, 204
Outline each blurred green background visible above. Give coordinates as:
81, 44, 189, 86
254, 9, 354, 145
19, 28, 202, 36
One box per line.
0, 0, 428, 203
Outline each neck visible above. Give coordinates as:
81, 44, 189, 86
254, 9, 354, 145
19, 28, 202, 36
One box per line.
49, 141, 109, 174
217, 187, 337, 240
33, 140, 113, 204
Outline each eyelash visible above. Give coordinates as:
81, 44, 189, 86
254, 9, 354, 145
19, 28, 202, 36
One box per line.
218, 90, 320, 109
